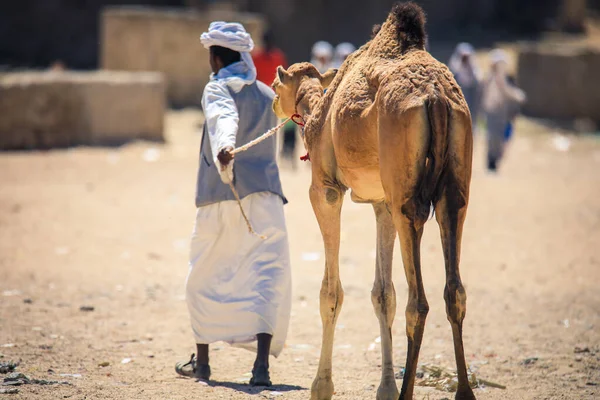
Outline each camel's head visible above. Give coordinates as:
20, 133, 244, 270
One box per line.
271, 62, 337, 119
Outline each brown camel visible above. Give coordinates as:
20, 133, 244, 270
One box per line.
271, 3, 475, 400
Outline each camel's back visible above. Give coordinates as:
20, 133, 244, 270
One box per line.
327, 49, 468, 124
375, 51, 469, 115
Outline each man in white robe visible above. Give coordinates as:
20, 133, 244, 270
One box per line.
175, 21, 291, 387
481, 49, 526, 172
448, 42, 483, 129
310, 41, 333, 73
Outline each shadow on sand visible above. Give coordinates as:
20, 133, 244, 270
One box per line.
205, 379, 306, 395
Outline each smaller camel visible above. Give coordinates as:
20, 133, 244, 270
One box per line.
272, 3, 475, 400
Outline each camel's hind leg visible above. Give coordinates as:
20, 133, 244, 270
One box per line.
309, 182, 345, 400
371, 202, 399, 400
393, 210, 427, 400
379, 106, 430, 400
435, 115, 476, 400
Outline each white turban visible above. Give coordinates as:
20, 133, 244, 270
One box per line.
489, 49, 509, 66
200, 21, 257, 84
311, 41, 333, 59
335, 42, 355, 59
448, 42, 482, 85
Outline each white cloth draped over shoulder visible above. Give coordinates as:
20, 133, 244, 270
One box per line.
200, 21, 258, 183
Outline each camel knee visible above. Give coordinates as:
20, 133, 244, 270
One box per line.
319, 280, 344, 321
444, 279, 467, 324
405, 296, 429, 338
371, 283, 397, 322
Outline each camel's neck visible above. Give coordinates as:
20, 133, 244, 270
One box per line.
295, 80, 324, 121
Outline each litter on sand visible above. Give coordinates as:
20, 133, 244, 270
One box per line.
415, 364, 506, 392
301, 252, 321, 262
0, 361, 19, 374
58, 374, 82, 378
520, 357, 538, 366
121, 358, 132, 364
142, 148, 161, 162
3, 372, 71, 386
551, 134, 571, 152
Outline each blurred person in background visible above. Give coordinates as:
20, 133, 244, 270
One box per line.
252, 29, 287, 85
176, 21, 291, 387
251, 30, 297, 169
332, 42, 356, 68
310, 40, 333, 73
481, 49, 526, 172
448, 42, 482, 130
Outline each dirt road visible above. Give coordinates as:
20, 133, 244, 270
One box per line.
1, 111, 599, 399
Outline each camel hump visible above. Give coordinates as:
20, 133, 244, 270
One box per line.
391, 2, 427, 52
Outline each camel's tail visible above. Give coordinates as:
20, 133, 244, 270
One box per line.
390, 2, 427, 52
417, 96, 450, 220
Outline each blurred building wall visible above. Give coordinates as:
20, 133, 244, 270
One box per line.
0, 0, 186, 70
518, 44, 600, 122
235, 0, 562, 62
101, 7, 264, 106
1, 0, 569, 72
0, 71, 165, 149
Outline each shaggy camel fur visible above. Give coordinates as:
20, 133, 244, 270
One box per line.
272, 3, 475, 400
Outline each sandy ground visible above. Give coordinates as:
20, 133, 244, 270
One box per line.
1, 110, 599, 400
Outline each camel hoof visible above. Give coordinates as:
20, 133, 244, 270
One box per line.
455, 386, 476, 400
376, 382, 399, 400
310, 376, 334, 400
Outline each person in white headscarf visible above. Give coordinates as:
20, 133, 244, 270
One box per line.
448, 42, 482, 128
481, 49, 526, 172
332, 42, 356, 68
175, 21, 291, 387
310, 40, 333, 73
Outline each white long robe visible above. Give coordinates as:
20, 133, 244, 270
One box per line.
186, 191, 291, 357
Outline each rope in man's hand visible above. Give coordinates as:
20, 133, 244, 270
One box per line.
223, 115, 304, 239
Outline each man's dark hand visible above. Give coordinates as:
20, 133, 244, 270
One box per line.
217, 147, 234, 169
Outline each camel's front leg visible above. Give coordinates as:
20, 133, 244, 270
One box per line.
372, 203, 399, 400
310, 183, 344, 400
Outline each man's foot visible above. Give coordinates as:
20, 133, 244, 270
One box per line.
175, 354, 211, 381
195, 364, 211, 380
250, 365, 271, 387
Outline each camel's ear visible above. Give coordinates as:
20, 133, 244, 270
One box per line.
320, 68, 338, 89
277, 66, 291, 84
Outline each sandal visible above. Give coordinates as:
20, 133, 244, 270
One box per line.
249, 365, 271, 387
175, 353, 211, 380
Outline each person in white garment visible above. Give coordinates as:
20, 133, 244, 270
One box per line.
448, 42, 483, 129
332, 42, 355, 69
175, 21, 291, 387
310, 40, 333, 73
481, 49, 526, 172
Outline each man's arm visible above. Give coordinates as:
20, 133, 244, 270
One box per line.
201, 81, 239, 183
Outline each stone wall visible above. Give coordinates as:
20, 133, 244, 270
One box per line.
101, 6, 264, 107
517, 44, 600, 121
0, 71, 165, 150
